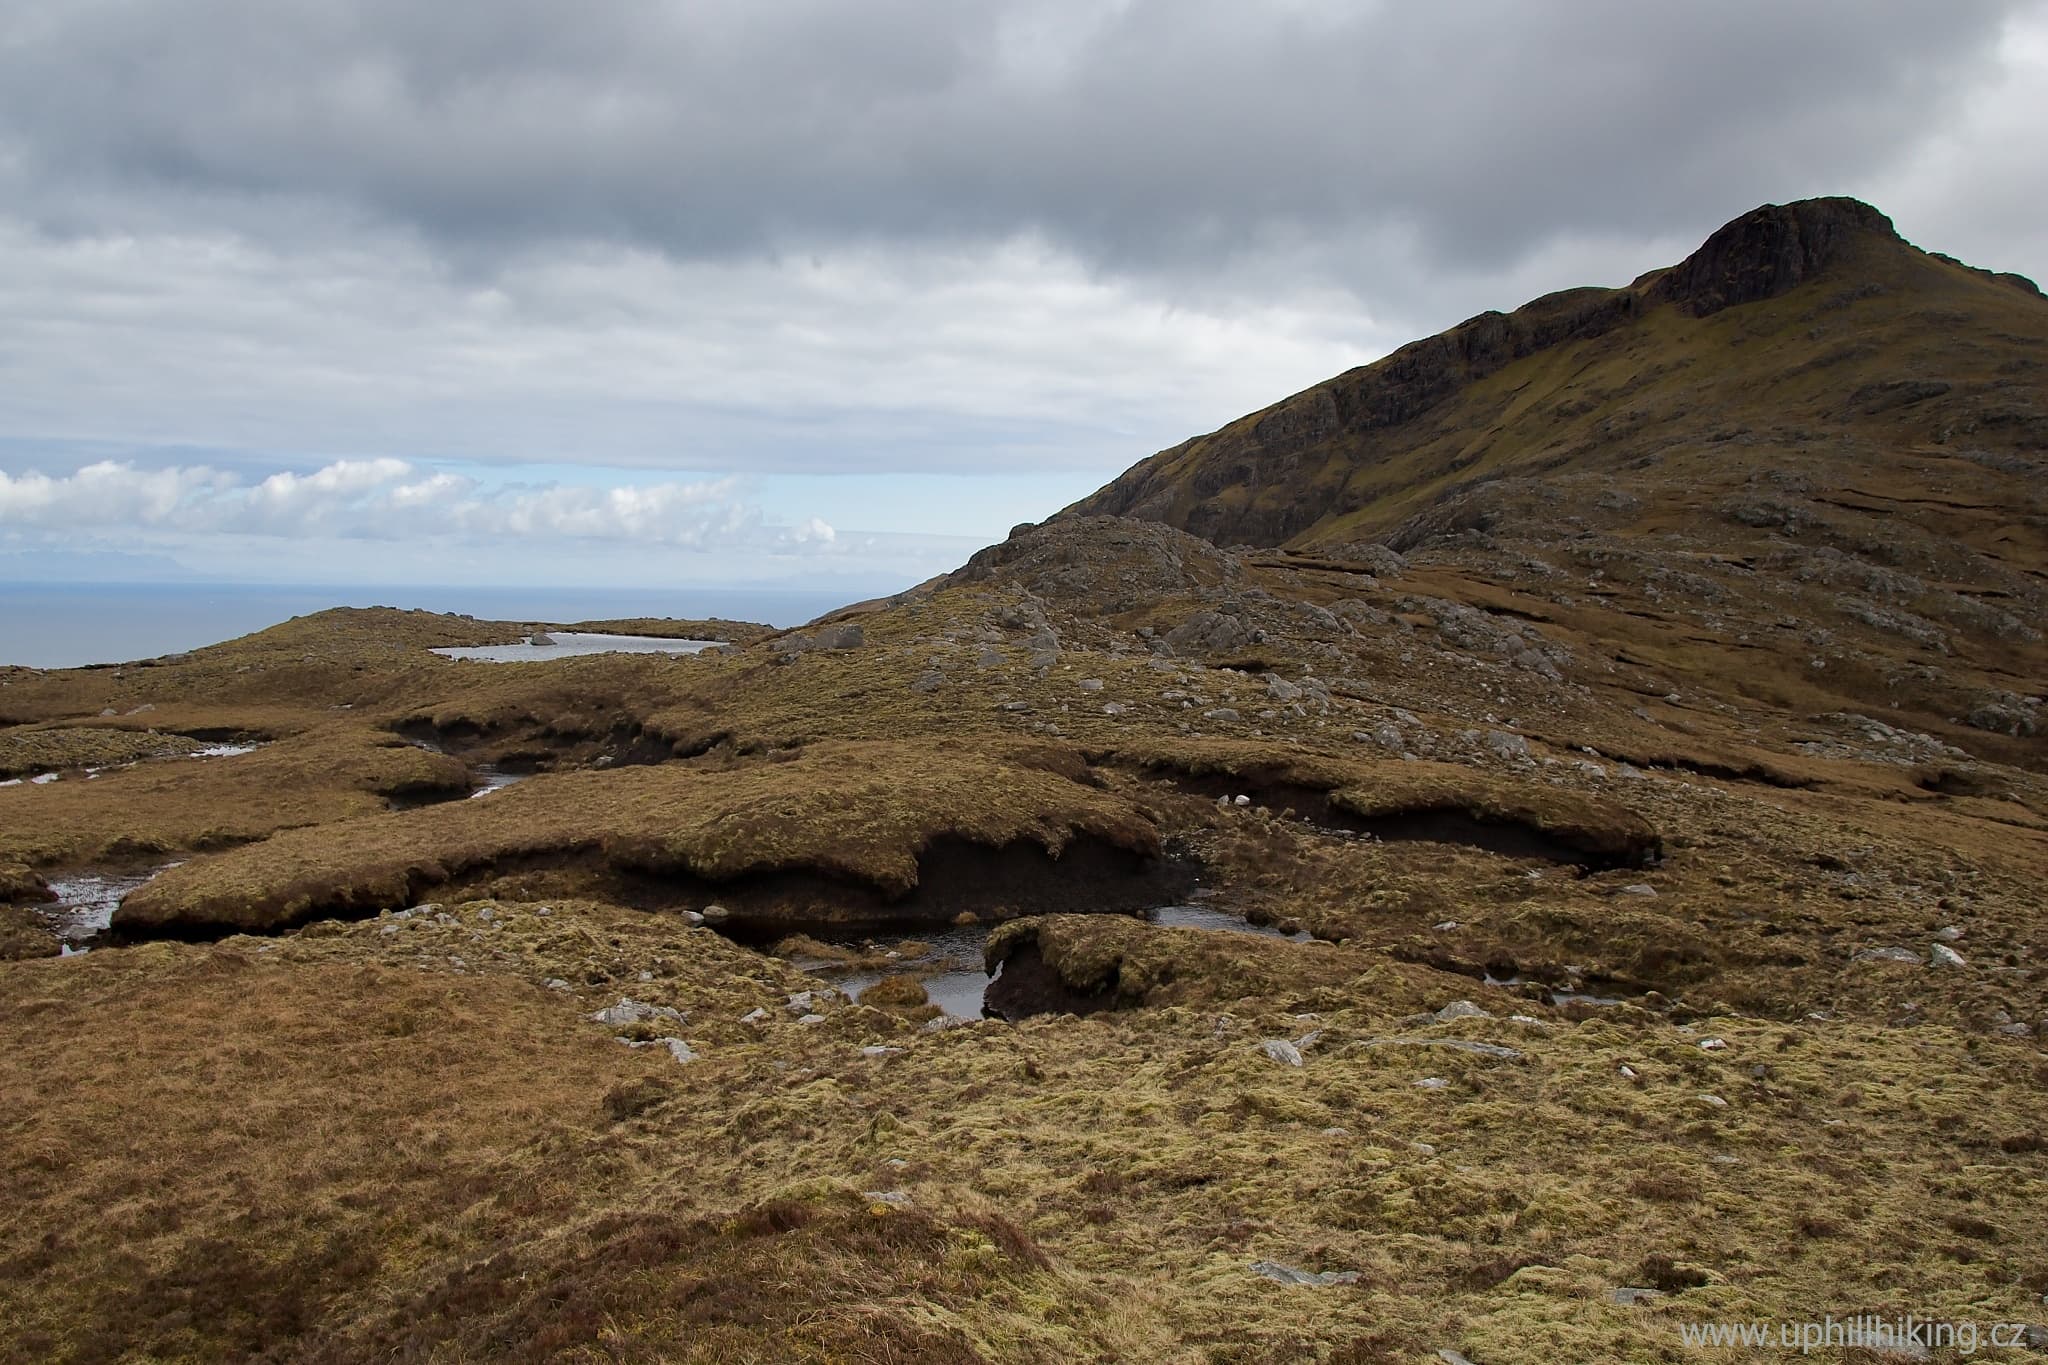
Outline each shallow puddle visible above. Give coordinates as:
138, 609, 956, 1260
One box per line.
1484, 971, 1627, 1008
1151, 902, 1310, 942
468, 765, 528, 798
788, 902, 1308, 1020
41, 864, 179, 948
433, 632, 720, 663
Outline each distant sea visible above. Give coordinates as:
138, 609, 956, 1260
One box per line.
0, 582, 876, 669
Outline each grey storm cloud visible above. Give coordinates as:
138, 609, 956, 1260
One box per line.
0, 0, 2025, 275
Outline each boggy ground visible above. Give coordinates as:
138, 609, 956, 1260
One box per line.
1, 512, 2045, 1361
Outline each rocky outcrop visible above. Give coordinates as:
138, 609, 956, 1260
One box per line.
950, 516, 1242, 613
1651, 197, 1897, 316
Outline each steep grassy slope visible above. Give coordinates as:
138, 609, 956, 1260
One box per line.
1062, 198, 2046, 555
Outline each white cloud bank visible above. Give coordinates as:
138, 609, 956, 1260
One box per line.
0, 458, 835, 552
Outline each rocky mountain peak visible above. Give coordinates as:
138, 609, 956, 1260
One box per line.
1652, 196, 1899, 316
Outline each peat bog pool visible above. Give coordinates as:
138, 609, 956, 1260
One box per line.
43, 865, 180, 950
786, 899, 1312, 1021
432, 632, 722, 663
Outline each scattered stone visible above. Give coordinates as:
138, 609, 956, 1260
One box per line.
542, 978, 571, 992
1232, 794, 1251, 806
1366, 1037, 1524, 1061
620, 1037, 697, 1064
1077, 678, 1104, 692
1620, 883, 1658, 897
999, 701, 1033, 713
1934, 925, 1963, 941
797, 1013, 826, 1026
1102, 702, 1127, 715
1433, 1000, 1491, 1023
1357, 723, 1408, 753
590, 998, 684, 1028
1163, 611, 1251, 656
1698, 1037, 1728, 1051
1930, 943, 1967, 968
1204, 707, 1242, 724
1265, 676, 1302, 702
1248, 1259, 1359, 1288
864, 1190, 912, 1208
739, 1007, 768, 1024
910, 670, 945, 693
1853, 946, 1921, 964
787, 991, 818, 1013
1701, 1094, 1728, 1108
1610, 1287, 1665, 1307
1482, 729, 1529, 760
700, 905, 730, 925
1414, 1077, 1451, 1089
813, 623, 865, 650
1433, 920, 1460, 931
860, 1045, 904, 1058
1260, 1038, 1305, 1067
1437, 1352, 1477, 1365
1618, 1064, 1638, 1079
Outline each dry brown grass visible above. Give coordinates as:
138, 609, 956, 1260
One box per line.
0, 724, 468, 868
0, 937, 641, 1362
113, 739, 1164, 936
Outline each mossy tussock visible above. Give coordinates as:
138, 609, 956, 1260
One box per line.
114, 740, 1169, 938
0, 904, 60, 960
984, 912, 1383, 1018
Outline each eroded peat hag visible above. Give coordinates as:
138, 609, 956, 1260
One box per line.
693, 834, 1198, 941
4, 200, 2047, 1363
1116, 742, 1663, 871
101, 741, 1183, 942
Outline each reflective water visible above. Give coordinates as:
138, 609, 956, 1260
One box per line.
42, 865, 178, 944
433, 632, 720, 663
1483, 971, 1627, 1008
468, 765, 528, 798
793, 904, 1308, 1020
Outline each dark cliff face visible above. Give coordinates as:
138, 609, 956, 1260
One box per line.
1652, 197, 1898, 317
1057, 196, 2030, 551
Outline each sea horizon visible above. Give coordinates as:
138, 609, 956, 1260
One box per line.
0, 579, 886, 669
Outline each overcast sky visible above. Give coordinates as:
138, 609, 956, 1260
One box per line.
3, 0, 2044, 596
